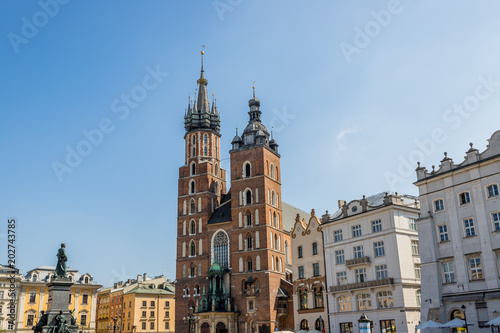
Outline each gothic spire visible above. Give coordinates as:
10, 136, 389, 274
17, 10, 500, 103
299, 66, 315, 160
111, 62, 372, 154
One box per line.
196, 51, 209, 113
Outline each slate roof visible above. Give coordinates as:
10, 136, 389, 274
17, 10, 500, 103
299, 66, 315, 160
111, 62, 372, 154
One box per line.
208, 192, 232, 224
282, 202, 310, 232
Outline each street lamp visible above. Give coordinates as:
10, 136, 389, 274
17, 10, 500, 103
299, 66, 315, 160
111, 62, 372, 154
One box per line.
183, 306, 200, 333
113, 316, 118, 333
461, 305, 468, 333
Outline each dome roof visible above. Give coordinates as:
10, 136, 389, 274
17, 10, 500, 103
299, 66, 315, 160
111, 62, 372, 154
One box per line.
208, 260, 223, 274
243, 121, 268, 135
248, 97, 260, 107
231, 135, 243, 144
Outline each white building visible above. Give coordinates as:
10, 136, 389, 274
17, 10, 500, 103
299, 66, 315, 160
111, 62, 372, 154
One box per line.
0, 264, 22, 331
291, 210, 328, 332
322, 193, 421, 333
414, 130, 500, 330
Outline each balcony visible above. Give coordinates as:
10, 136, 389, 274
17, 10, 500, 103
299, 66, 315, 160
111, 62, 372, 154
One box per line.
345, 256, 370, 267
329, 278, 393, 293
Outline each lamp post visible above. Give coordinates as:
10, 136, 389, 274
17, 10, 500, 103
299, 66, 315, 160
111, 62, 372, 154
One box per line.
461, 305, 468, 333
183, 306, 200, 333
113, 316, 118, 333
359, 314, 371, 333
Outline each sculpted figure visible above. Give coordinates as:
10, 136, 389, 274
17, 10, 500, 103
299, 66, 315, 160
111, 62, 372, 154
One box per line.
55, 243, 67, 278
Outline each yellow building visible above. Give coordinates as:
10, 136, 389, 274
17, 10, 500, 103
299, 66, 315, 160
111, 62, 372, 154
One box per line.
96, 287, 112, 332
16, 266, 101, 333
122, 284, 174, 333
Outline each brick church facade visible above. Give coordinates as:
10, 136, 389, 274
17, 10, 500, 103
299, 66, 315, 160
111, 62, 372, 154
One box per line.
175, 53, 300, 333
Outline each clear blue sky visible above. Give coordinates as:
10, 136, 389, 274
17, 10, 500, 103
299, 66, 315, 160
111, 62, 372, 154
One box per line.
1, 1, 499, 285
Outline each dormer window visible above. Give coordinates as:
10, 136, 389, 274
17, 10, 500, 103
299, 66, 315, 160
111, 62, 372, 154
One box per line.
32, 274, 37, 282
84, 277, 89, 284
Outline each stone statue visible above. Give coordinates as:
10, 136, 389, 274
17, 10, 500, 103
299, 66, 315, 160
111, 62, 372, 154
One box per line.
69, 309, 77, 325
55, 243, 67, 278
32, 310, 47, 333
55, 310, 70, 333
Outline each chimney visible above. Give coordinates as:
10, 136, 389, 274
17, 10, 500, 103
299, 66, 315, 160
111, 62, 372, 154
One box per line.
143, 273, 147, 281
137, 275, 142, 282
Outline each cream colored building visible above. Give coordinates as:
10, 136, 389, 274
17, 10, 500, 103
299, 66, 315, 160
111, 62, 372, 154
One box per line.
415, 130, 500, 331
97, 274, 175, 333
0, 264, 22, 331
322, 193, 421, 333
16, 266, 101, 333
291, 210, 328, 332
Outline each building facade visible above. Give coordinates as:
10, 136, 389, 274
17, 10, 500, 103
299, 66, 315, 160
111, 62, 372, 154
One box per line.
0, 264, 21, 331
291, 210, 328, 332
322, 193, 421, 333
175, 53, 303, 333
16, 266, 100, 333
415, 130, 500, 330
97, 274, 175, 333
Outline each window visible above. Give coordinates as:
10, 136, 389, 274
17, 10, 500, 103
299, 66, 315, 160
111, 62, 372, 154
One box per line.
353, 245, 364, 259
459, 192, 471, 205
190, 220, 196, 235
247, 258, 253, 271
245, 190, 252, 205
150, 311, 155, 317
203, 146, 208, 156
142, 311, 146, 318
248, 300, 254, 311
492, 212, 500, 231
246, 234, 253, 250
355, 268, 366, 282
244, 163, 251, 178
298, 246, 303, 258
438, 224, 449, 242
142, 300, 147, 307
377, 291, 393, 308
374, 241, 385, 257
298, 266, 304, 279
142, 323, 147, 330
29, 291, 36, 303
314, 286, 324, 308
150, 322, 155, 330
165, 311, 169, 318
380, 320, 396, 333
190, 180, 195, 194
337, 271, 347, 285
357, 293, 372, 310
165, 301, 170, 307
376, 264, 388, 280
487, 184, 499, 198
312, 242, 318, 255
340, 322, 353, 333
299, 289, 308, 310
191, 162, 196, 176
372, 219, 382, 233
80, 314, 87, 326
434, 199, 444, 212
165, 322, 170, 330
246, 211, 252, 226
411, 240, 419, 255
337, 295, 351, 312
464, 218, 476, 237
334, 230, 343, 242
27, 314, 35, 326
416, 289, 421, 307
190, 241, 196, 256
301, 319, 310, 330
203, 134, 208, 144
335, 250, 345, 264
189, 199, 195, 215
213, 231, 229, 267
468, 256, 483, 280
414, 264, 421, 279
409, 218, 417, 231
313, 263, 320, 277
352, 225, 362, 237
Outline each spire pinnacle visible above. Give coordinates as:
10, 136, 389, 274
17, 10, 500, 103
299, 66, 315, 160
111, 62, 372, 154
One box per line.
252, 81, 256, 98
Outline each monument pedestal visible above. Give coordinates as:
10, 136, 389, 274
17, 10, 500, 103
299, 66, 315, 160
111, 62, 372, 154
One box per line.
37, 277, 78, 333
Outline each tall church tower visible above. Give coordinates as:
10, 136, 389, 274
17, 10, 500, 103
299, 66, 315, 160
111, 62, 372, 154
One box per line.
175, 52, 227, 332
229, 88, 288, 333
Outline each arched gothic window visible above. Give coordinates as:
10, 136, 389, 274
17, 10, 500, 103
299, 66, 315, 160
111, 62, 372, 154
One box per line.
190, 241, 196, 257
246, 211, 252, 226
204, 146, 208, 156
245, 190, 252, 206
273, 212, 277, 228
213, 231, 229, 267
272, 191, 276, 206
215, 164, 219, 177
246, 234, 253, 250
190, 220, 196, 235
191, 163, 196, 176
245, 163, 251, 178
270, 164, 275, 179
190, 199, 196, 215
247, 257, 253, 271
204, 134, 208, 144
190, 180, 196, 194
